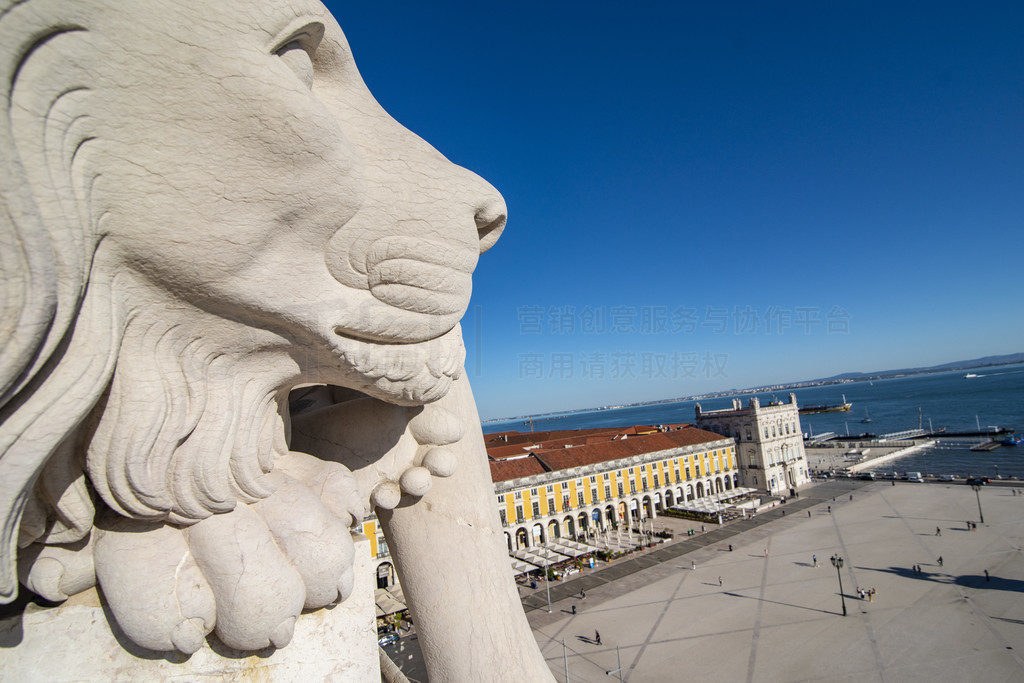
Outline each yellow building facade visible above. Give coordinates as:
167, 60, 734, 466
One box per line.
364, 424, 737, 584
488, 426, 737, 551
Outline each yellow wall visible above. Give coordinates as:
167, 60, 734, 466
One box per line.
363, 520, 378, 556
494, 443, 739, 529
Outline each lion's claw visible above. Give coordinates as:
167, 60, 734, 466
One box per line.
171, 617, 209, 655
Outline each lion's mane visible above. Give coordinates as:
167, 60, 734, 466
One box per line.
0, 1, 284, 601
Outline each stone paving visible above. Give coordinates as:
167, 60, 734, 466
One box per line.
528, 480, 1024, 682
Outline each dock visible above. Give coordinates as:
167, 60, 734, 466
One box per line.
806, 438, 935, 475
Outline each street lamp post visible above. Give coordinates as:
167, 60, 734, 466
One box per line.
543, 552, 552, 613
830, 554, 847, 616
970, 483, 985, 524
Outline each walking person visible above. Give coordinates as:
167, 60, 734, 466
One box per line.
935, 526, 941, 536
718, 576, 722, 587
984, 569, 990, 581
937, 556, 943, 567
571, 604, 577, 615
813, 554, 818, 568
595, 630, 601, 645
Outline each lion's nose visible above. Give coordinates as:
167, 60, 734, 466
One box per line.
474, 193, 506, 254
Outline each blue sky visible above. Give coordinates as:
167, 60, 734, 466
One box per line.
325, 1, 1024, 420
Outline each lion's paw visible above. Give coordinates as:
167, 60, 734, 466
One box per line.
17, 535, 97, 603
94, 516, 217, 654
290, 396, 466, 512
93, 458, 362, 654
251, 469, 356, 609
184, 502, 306, 650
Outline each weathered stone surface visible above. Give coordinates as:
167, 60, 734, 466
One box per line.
0, 537, 378, 682
0, 0, 551, 678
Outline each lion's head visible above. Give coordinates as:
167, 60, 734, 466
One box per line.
0, 0, 504, 602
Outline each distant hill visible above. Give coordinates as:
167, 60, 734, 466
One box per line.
485, 352, 1024, 423
813, 352, 1024, 383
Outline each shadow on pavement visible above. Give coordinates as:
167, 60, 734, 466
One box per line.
722, 591, 837, 616
954, 575, 1024, 592
857, 566, 1024, 593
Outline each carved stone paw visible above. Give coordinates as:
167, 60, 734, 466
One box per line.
87, 454, 362, 654
290, 395, 465, 513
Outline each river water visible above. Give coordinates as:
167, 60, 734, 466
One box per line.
483, 364, 1024, 478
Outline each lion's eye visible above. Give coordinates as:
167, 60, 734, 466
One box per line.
277, 40, 315, 89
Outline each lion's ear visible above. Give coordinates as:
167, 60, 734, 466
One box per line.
0, 11, 117, 604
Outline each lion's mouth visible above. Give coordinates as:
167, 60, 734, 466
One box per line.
317, 234, 477, 403
328, 325, 465, 405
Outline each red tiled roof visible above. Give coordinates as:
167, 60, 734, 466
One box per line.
487, 444, 533, 460
489, 455, 549, 482
487, 425, 727, 483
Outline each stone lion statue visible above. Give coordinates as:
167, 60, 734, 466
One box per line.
0, 0, 551, 678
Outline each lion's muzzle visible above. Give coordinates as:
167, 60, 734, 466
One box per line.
366, 236, 477, 316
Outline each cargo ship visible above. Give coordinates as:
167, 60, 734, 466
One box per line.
798, 394, 852, 414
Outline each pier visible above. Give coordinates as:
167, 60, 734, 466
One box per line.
805, 431, 837, 445
878, 428, 928, 441
806, 438, 937, 475
929, 426, 1013, 438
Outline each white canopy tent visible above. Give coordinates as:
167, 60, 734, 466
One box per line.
510, 558, 539, 575
671, 498, 727, 514
547, 539, 597, 558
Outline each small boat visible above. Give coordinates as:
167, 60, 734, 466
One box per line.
1002, 434, 1023, 446
965, 373, 980, 378
860, 408, 872, 424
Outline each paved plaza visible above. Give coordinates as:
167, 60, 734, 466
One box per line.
529, 480, 1024, 682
